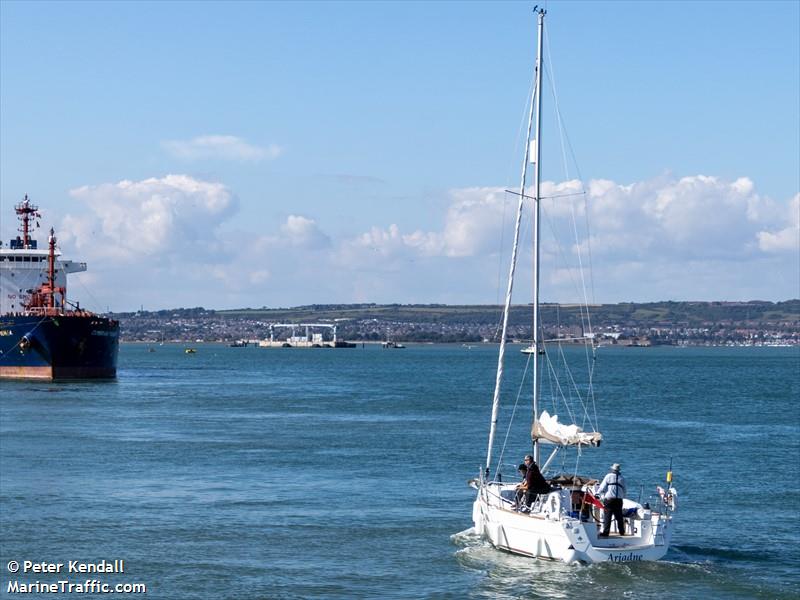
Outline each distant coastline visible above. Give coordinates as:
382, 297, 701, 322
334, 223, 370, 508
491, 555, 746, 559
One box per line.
113, 300, 799, 347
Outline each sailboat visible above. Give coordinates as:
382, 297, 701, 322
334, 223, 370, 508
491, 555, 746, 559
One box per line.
469, 8, 676, 564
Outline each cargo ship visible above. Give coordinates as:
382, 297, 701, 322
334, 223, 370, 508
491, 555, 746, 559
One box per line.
0, 195, 119, 379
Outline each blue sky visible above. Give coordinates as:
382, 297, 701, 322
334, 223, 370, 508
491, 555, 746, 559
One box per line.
1, 1, 798, 311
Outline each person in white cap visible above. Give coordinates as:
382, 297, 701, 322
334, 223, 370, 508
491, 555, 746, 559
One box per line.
596, 463, 626, 537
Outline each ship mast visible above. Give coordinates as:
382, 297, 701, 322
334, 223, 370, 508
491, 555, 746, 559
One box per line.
531, 7, 545, 464
21, 227, 65, 315
14, 194, 41, 249
485, 8, 545, 474
47, 228, 58, 310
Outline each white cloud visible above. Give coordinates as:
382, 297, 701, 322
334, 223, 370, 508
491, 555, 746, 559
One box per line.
162, 135, 282, 162
335, 224, 409, 268
331, 175, 799, 303
62, 174, 237, 262
54, 173, 798, 311
757, 194, 799, 253
334, 187, 516, 264
280, 215, 331, 249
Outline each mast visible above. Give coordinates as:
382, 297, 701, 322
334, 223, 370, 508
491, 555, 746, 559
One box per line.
485, 8, 545, 474
531, 7, 545, 464
47, 228, 57, 310
14, 194, 41, 249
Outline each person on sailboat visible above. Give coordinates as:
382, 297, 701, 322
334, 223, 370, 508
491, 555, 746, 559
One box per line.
514, 463, 528, 508
516, 455, 551, 509
596, 463, 627, 537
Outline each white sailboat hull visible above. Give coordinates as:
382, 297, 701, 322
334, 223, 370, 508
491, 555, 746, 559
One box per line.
472, 483, 674, 564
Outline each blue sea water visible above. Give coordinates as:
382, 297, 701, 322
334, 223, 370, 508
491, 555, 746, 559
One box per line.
1, 344, 798, 599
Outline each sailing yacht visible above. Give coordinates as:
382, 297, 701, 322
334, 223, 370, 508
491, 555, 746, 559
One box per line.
470, 9, 676, 564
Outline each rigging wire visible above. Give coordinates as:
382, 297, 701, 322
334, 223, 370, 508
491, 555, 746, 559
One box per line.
543, 27, 596, 307
541, 343, 579, 426
544, 33, 594, 334
543, 28, 600, 430
490, 14, 604, 478
73, 274, 107, 314
530, 211, 601, 431
494, 350, 534, 480
493, 63, 539, 342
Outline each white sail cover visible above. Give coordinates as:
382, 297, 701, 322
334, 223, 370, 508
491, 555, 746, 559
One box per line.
531, 410, 602, 447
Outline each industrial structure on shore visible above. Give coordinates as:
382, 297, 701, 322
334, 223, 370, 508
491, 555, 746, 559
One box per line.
232, 323, 356, 348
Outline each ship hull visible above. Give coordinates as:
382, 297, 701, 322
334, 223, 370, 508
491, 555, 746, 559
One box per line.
0, 315, 119, 380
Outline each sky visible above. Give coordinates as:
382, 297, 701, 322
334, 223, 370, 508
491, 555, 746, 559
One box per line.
0, 0, 798, 312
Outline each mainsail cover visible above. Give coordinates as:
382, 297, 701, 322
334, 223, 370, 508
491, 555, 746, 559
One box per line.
531, 410, 602, 447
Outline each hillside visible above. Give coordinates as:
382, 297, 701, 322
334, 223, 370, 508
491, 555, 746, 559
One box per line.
116, 300, 800, 345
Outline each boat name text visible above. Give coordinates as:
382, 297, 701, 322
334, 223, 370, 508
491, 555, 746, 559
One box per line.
608, 552, 643, 562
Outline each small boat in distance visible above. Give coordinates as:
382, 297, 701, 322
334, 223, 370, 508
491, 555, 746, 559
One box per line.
520, 345, 544, 355
382, 341, 406, 349
469, 8, 676, 564
184, 348, 197, 354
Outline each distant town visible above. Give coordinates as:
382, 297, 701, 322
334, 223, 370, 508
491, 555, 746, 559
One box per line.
114, 300, 799, 347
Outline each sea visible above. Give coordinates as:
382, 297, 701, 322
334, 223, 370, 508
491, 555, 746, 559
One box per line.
1, 344, 798, 599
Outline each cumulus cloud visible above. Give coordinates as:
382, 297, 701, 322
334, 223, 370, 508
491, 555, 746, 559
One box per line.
181, 215, 331, 299
334, 187, 515, 268
54, 172, 797, 311
162, 135, 282, 162
61, 174, 237, 262
331, 175, 798, 303
280, 215, 331, 249
578, 176, 798, 262
335, 224, 408, 269
757, 193, 799, 253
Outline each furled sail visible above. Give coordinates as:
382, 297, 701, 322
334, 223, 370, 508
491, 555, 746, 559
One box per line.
531, 410, 602, 447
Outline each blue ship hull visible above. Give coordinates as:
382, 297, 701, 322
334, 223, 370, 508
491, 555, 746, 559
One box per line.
0, 314, 119, 379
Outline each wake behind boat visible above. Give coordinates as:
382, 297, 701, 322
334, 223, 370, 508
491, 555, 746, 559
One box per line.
469, 8, 676, 565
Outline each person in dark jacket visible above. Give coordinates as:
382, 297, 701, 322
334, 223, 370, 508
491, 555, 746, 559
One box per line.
517, 455, 551, 508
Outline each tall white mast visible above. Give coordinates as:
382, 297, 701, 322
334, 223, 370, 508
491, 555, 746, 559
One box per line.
531, 7, 545, 464
485, 9, 544, 474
